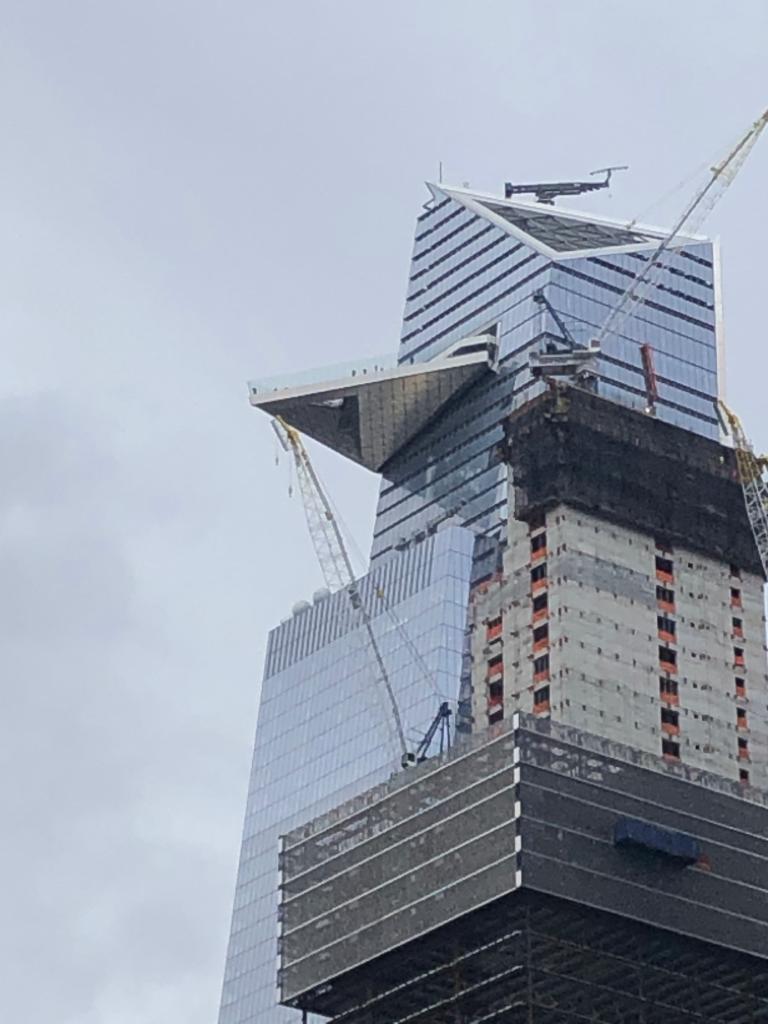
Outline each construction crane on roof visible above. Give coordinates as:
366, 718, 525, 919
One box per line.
718, 402, 768, 579
595, 107, 768, 349
272, 416, 451, 768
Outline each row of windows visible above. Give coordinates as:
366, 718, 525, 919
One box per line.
410, 221, 496, 284
408, 228, 501, 297
412, 212, 480, 264
587, 255, 714, 309
414, 202, 465, 243
556, 262, 714, 333
404, 239, 525, 324
402, 250, 540, 343
590, 253, 712, 291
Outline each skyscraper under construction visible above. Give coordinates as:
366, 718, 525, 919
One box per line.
217, 154, 768, 1023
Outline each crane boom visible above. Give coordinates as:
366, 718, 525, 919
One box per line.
272, 417, 411, 764
719, 401, 768, 579
595, 108, 768, 349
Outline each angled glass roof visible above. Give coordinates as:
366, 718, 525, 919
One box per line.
476, 201, 657, 253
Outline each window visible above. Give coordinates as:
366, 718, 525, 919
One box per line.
659, 676, 678, 698
533, 623, 549, 647
661, 707, 679, 729
738, 736, 749, 759
657, 615, 676, 638
532, 592, 548, 620
730, 586, 742, 608
489, 707, 503, 725
734, 647, 746, 667
732, 617, 744, 638
486, 616, 502, 641
656, 585, 675, 607
533, 685, 550, 712
655, 555, 674, 579
531, 563, 547, 583
737, 708, 748, 729
487, 654, 503, 677
735, 677, 746, 698
659, 646, 677, 668
531, 532, 547, 553
533, 653, 550, 680
488, 680, 503, 701
662, 738, 680, 759
739, 768, 750, 785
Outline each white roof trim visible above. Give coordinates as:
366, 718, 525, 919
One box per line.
426, 183, 709, 261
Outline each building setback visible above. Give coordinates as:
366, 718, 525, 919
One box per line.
277, 715, 768, 1024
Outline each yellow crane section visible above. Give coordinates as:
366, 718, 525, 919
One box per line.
720, 401, 768, 579
272, 416, 412, 765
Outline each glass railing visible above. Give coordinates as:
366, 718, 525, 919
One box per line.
248, 353, 398, 396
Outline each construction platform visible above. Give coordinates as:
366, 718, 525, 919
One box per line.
277, 715, 768, 1023
503, 385, 763, 577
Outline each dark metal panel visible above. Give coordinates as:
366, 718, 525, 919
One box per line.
503, 386, 763, 576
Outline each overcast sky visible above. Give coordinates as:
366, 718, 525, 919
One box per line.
1, 3, 765, 1022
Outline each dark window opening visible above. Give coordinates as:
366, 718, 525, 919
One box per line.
531, 532, 547, 553
531, 563, 547, 583
533, 653, 550, 675
533, 623, 549, 645
659, 676, 678, 696
656, 586, 675, 605
659, 646, 677, 666
533, 592, 548, 614
657, 615, 676, 636
656, 556, 674, 576
662, 738, 680, 758
661, 707, 679, 727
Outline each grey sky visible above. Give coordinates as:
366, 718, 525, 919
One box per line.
0, 2, 765, 1021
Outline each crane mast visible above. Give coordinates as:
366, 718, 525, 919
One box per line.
272, 417, 411, 765
595, 108, 768, 349
719, 402, 768, 580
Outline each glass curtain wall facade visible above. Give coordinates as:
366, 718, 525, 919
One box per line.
371, 186, 720, 570
217, 527, 474, 1024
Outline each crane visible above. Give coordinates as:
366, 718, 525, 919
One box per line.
533, 289, 580, 351
595, 107, 768, 350
272, 416, 453, 768
718, 401, 768, 579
